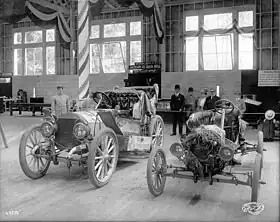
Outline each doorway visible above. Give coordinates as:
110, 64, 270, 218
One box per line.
0, 76, 12, 98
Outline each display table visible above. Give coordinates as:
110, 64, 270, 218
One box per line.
9, 102, 51, 116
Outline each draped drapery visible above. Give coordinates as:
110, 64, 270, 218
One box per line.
25, 0, 71, 42
185, 19, 255, 38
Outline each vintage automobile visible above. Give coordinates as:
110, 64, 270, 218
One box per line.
147, 99, 265, 202
19, 85, 164, 188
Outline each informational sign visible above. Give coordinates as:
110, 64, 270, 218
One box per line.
128, 62, 161, 70
258, 70, 280, 87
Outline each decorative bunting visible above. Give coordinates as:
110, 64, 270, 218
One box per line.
25, 0, 71, 43
137, 0, 155, 16
152, 0, 164, 44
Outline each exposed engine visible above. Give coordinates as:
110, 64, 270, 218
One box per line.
180, 125, 233, 178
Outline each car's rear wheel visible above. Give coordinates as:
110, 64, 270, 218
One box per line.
19, 125, 51, 179
149, 115, 164, 152
251, 153, 262, 202
88, 128, 119, 188
147, 148, 167, 197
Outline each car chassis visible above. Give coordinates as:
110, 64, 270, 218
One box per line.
147, 99, 266, 202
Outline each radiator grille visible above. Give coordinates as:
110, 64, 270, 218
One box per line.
54, 117, 81, 150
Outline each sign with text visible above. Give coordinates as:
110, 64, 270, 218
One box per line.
128, 63, 161, 70
258, 70, 280, 86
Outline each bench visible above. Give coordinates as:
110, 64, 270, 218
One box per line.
9, 102, 51, 116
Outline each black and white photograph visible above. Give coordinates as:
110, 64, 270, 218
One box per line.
0, 0, 279, 221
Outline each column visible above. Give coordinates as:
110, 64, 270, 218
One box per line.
77, 0, 90, 100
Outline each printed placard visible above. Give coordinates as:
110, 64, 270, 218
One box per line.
258, 70, 280, 86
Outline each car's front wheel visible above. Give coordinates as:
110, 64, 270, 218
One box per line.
88, 128, 119, 188
19, 125, 51, 179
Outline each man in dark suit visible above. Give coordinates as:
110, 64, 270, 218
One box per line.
170, 84, 185, 136
203, 88, 220, 110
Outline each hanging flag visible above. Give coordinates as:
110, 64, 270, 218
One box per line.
89, 0, 105, 17
153, 0, 164, 44
137, 0, 155, 17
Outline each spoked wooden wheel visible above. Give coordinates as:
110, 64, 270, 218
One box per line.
149, 115, 164, 151
19, 125, 51, 179
88, 128, 119, 188
147, 148, 167, 197
257, 131, 264, 169
251, 153, 262, 202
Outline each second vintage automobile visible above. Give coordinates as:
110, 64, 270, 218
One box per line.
19, 84, 164, 188
147, 99, 266, 202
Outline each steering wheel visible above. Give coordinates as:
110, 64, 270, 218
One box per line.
92, 92, 112, 109
214, 99, 235, 114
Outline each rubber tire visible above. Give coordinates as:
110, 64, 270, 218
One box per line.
88, 128, 119, 188
19, 124, 51, 179
149, 115, 165, 151
257, 131, 264, 169
147, 148, 167, 197
251, 153, 262, 202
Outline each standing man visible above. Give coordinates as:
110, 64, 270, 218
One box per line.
170, 84, 185, 136
51, 85, 70, 116
184, 87, 197, 134
197, 88, 208, 111
203, 88, 220, 110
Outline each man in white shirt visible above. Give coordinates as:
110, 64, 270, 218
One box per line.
51, 86, 70, 116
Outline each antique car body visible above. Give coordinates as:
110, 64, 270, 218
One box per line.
146, 99, 265, 202
19, 84, 164, 188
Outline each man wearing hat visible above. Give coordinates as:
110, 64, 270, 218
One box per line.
262, 110, 276, 141
203, 88, 220, 110
51, 85, 70, 116
170, 84, 185, 136
184, 87, 197, 134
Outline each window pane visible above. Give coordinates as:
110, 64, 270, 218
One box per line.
90, 44, 100, 73
25, 48, 43, 75
130, 41, 141, 65
185, 16, 199, 31
217, 53, 232, 70
204, 13, 232, 30
90, 25, 100, 39
203, 54, 218, 70
239, 11, 253, 27
46, 46, 55, 74
25, 31, 43, 43
239, 33, 253, 52
104, 23, 126, 38
130, 21, 141, 36
185, 37, 198, 54
203, 36, 216, 54
102, 41, 126, 73
203, 34, 233, 70
46, 29, 55, 42
186, 54, 198, 71
14, 32, 22, 44
216, 34, 232, 53
13, 49, 22, 76
239, 52, 253, 69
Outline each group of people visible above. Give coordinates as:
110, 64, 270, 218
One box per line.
170, 84, 227, 136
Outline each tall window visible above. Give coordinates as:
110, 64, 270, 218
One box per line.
184, 8, 254, 71
13, 29, 56, 76
89, 19, 142, 74
238, 11, 254, 70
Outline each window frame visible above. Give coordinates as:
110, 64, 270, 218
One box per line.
183, 5, 256, 72
12, 26, 56, 76
90, 16, 143, 74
